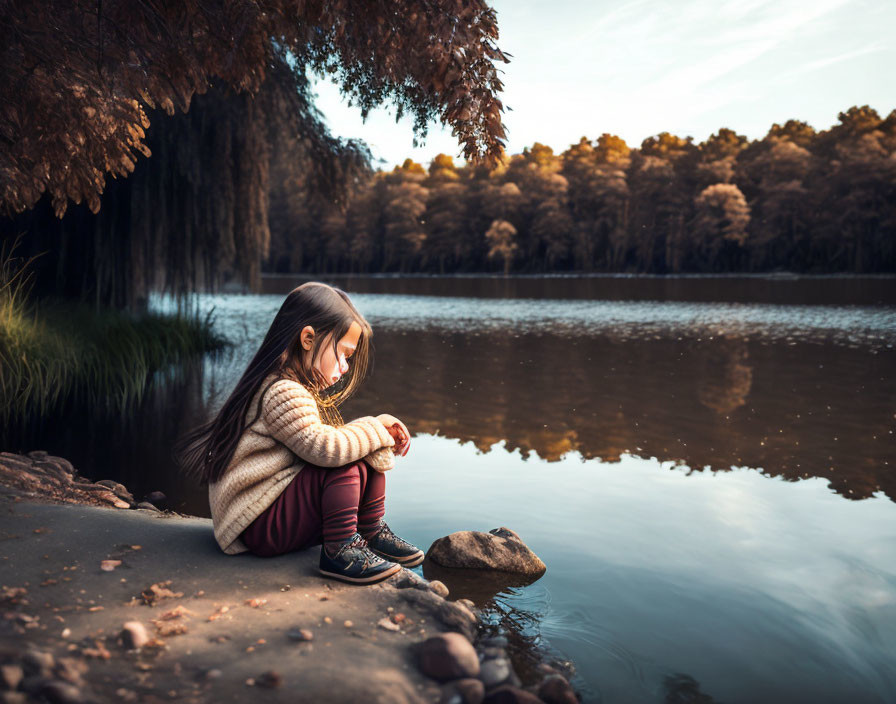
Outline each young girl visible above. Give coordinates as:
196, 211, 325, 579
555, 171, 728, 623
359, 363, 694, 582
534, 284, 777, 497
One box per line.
175, 282, 424, 584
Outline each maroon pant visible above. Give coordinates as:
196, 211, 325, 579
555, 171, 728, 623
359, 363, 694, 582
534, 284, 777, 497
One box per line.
240, 460, 386, 557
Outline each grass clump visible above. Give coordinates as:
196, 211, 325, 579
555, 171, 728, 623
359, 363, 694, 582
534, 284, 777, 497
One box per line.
1, 235, 229, 424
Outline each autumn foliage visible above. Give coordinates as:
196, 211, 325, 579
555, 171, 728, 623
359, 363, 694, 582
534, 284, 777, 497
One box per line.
0, 0, 509, 217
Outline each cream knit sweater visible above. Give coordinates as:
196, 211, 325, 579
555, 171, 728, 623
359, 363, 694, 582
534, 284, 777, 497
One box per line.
208, 373, 396, 555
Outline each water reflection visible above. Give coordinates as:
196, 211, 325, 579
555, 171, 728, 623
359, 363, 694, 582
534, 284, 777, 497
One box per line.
422, 561, 544, 605
346, 325, 894, 503
695, 337, 752, 416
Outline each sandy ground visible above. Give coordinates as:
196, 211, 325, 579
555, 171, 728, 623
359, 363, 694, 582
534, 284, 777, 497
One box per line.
0, 497, 463, 703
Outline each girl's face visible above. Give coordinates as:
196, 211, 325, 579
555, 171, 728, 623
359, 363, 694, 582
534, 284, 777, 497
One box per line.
302, 321, 362, 389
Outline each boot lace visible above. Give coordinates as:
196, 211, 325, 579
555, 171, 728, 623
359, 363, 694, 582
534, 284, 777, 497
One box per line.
334, 533, 384, 569
377, 522, 414, 550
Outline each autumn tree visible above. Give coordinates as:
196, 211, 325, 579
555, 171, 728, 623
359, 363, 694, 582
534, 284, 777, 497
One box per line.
691, 184, 751, 270
485, 219, 518, 274
0, 0, 510, 307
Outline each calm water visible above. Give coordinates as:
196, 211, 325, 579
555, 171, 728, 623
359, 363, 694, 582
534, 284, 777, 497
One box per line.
9, 275, 896, 703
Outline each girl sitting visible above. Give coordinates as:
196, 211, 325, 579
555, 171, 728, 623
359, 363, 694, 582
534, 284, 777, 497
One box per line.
176, 281, 423, 584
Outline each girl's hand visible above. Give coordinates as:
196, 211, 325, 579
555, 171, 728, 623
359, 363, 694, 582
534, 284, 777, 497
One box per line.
378, 414, 410, 457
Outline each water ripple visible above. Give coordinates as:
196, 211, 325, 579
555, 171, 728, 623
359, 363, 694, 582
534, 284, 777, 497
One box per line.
150, 292, 896, 350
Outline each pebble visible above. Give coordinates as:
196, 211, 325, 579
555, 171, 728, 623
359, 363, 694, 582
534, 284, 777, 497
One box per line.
143, 491, 166, 506
418, 633, 480, 682
343, 620, 353, 628
439, 677, 485, 704
22, 650, 54, 677
537, 674, 578, 704
479, 658, 512, 688
286, 628, 313, 642
0, 664, 23, 690
323, 616, 332, 624
120, 621, 149, 649
428, 580, 449, 598
377, 617, 400, 632
480, 647, 505, 661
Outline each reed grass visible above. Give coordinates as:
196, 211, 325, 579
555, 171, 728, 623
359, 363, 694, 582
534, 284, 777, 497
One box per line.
0, 235, 229, 424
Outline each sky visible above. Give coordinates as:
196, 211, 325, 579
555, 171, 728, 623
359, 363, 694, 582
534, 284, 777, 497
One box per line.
308, 0, 895, 170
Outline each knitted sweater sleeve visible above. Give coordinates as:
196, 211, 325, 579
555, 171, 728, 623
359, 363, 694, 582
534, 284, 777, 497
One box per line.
363, 446, 395, 473
261, 379, 395, 467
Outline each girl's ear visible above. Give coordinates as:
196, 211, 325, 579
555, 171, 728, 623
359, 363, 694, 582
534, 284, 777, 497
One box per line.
300, 325, 315, 351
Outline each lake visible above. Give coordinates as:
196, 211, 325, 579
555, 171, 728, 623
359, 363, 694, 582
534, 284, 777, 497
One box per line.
13, 274, 896, 703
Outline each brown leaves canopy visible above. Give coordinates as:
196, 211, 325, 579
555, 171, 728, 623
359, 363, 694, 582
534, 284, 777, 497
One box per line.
0, 0, 509, 217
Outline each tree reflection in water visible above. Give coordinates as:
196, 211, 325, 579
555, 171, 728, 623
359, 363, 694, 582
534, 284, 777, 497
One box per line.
351, 326, 894, 503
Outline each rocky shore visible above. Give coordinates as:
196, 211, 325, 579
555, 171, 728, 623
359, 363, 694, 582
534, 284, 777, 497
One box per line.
0, 451, 580, 703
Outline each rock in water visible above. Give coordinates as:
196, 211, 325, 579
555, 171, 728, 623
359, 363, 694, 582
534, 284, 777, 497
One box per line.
426, 527, 546, 575
538, 674, 578, 704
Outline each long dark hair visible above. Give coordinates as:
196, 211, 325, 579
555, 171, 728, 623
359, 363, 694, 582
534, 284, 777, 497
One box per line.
174, 282, 373, 485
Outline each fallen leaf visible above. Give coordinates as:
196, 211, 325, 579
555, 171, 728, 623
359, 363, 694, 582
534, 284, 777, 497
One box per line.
244, 598, 267, 608
82, 639, 111, 659
154, 621, 188, 637
140, 580, 183, 606
157, 605, 193, 621
207, 605, 230, 621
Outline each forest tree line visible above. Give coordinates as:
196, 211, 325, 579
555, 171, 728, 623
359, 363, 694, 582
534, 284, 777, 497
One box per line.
267, 105, 896, 275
